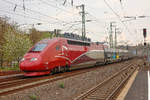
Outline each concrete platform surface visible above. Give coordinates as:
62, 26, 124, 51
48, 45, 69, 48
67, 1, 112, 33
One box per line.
125, 71, 148, 100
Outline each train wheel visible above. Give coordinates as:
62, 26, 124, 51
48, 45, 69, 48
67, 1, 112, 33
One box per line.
52, 67, 60, 74
66, 65, 70, 72
55, 67, 59, 73
62, 67, 66, 73
104, 59, 108, 65
51, 68, 56, 75
94, 62, 99, 66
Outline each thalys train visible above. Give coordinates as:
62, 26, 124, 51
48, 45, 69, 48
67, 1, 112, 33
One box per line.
20, 37, 133, 76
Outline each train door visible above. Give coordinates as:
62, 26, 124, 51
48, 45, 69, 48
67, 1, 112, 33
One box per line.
61, 40, 70, 64
62, 45, 68, 56
59, 40, 67, 56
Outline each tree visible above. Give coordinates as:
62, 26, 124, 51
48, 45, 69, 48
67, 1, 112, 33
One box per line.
0, 17, 19, 67
29, 28, 42, 44
0, 17, 9, 67
40, 31, 53, 39
29, 28, 59, 44
3, 29, 32, 65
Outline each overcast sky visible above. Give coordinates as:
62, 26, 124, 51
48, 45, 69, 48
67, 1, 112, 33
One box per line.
0, 0, 150, 45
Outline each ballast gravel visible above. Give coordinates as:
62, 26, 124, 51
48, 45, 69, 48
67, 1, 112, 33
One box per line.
0, 59, 140, 100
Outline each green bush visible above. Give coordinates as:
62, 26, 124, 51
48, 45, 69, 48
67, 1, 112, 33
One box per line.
59, 83, 65, 88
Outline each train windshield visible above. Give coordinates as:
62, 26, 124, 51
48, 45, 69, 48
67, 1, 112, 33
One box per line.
31, 43, 48, 52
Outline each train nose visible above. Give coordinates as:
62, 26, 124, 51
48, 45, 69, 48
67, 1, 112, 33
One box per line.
19, 57, 40, 71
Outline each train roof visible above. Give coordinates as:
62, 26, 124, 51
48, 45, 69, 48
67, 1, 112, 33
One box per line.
38, 37, 106, 47
39, 37, 91, 44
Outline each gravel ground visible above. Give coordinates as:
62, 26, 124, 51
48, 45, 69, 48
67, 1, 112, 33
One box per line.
0, 59, 141, 100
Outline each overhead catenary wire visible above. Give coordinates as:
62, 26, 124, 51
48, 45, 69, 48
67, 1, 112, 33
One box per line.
82, 5, 113, 31
39, 0, 81, 21
0, 9, 59, 25
0, 8, 83, 33
103, 0, 129, 28
64, 22, 81, 31
1, 0, 83, 30
103, 0, 122, 21
87, 13, 107, 28
0, 9, 80, 32
40, 0, 78, 15
84, 12, 110, 39
103, 0, 139, 42
1, 0, 69, 24
103, 0, 132, 33
1, 0, 135, 43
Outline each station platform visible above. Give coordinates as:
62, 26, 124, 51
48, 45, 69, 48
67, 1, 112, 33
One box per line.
124, 70, 148, 100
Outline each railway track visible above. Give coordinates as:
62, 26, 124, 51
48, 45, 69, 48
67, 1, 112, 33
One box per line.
0, 70, 22, 76
74, 63, 137, 100
0, 59, 136, 97
0, 62, 119, 96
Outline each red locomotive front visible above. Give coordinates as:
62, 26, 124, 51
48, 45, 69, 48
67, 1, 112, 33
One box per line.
20, 38, 62, 76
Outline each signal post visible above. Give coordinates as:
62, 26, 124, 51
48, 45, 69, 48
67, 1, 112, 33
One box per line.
143, 28, 148, 66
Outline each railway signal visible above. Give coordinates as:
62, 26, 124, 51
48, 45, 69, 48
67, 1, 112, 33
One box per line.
143, 28, 148, 65
143, 28, 147, 46
144, 42, 146, 46
143, 28, 147, 38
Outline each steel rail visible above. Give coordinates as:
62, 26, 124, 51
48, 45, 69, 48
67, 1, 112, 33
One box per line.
74, 63, 137, 100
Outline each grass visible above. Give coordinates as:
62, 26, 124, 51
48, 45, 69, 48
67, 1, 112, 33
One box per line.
59, 82, 65, 88
0, 65, 20, 71
29, 95, 38, 100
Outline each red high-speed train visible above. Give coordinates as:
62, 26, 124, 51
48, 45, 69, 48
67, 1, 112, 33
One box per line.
20, 37, 131, 76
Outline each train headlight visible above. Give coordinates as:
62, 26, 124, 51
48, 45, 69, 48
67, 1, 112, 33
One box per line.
30, 58, 38, 61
